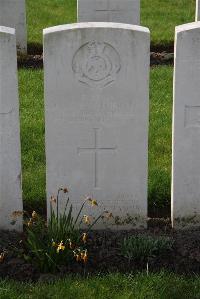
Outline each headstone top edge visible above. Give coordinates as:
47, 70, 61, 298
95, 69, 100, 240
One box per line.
176, 21, 200, 34
43, 23, 149, 36
0, 26, 15, 35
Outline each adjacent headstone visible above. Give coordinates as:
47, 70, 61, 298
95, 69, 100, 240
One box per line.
0, 0, 27, 54
44, 23, 149, 229
172, 22, 200, 229
0, 27, 23, 231
196, 0, 200, 21
78, 0, 140, 24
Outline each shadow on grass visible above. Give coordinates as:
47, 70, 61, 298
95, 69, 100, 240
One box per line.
24, 198, 46, 217
28, 42, 43, 55
148, 205, 170, 219
27, 41, 175, 56
151, 42, 174, 53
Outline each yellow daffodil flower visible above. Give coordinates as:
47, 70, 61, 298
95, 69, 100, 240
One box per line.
32, 211, 37, 219
91, 200, 98, 207
82, 251, 88, 264
83, 215, 91, 225
82, 233, 87, 244
57, 241, 65, 253
0, 252, 5, 263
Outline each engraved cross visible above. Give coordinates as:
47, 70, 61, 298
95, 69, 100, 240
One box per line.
77, 128, 117, 188
95, 0, 121, 20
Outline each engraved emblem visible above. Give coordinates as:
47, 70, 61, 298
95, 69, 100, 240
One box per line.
72, 41, 121, 88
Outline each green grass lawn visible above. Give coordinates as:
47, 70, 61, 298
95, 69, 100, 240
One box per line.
19, 69, 45, 212
149, 66, 172, 207
19, 65, 172, 211
141, 0, 195, 49
26, 0, 195, 52
1, 272, 200, 298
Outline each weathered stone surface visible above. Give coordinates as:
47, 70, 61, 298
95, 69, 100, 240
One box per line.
0, 26, 23, 231
78, 0, 140, 24
172, 22, 200, 229
44, 23, 149, 229
0, 0, 27, 54
196, 0, 200, 21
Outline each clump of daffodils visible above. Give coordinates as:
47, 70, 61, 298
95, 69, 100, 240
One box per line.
51, 233, 89, 264
73, 249, 88, 264
23, 187, 112, 273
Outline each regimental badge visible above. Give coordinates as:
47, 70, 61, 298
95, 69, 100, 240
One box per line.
72, 41, 121, 88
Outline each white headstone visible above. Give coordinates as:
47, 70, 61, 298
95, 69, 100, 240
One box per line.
78, 0, 140, 24
0, 26, 22, 231
196, 0, 200, 21
44, 23, 149, 230
172, 22, 200, 229
0, 0, 27, 54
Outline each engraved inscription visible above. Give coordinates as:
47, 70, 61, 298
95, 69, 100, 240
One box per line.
65, 96, 135, 122
77, 128, 117, 188
57, 95, 135, 123
94, 1, 121, 17
72, 41, 121, 88
184, 105, 200, 128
